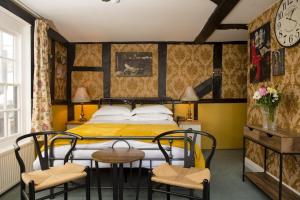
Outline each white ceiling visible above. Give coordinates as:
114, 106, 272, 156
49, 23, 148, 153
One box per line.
17, 0, 278, 42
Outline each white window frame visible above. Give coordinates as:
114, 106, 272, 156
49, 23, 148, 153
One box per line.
0, 7, 31, 148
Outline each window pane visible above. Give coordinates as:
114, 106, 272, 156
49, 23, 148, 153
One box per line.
2, 32, 14, 59
7, 111, 18, 135
0, 112, 3, 138
7, 86, 17, 109
0, 86, 3, 110
0, 58, 14, 83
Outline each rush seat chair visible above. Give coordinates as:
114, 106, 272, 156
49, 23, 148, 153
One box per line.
14, 131, 90, 200
148, 129, 216, 200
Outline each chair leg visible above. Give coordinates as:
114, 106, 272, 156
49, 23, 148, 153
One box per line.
85, 167, 91, 200
202, 179, 210, 200
148, 170, 152, 200
20, 180, 25, 200
166, 185, 170, 200
64, 183, 68, 200
189, 189, 194, 200
28, 181, 35, 200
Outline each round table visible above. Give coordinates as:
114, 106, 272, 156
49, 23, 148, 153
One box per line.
91, 147, 145, 200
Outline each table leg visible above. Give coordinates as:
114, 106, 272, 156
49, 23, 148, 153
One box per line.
95, 161, 102, 200
279, 154, 283, 200
119, 163, 124, 200
242, 137, 246, 182
136, 160, 142, 200
112, 164, 118, 200
264, 147, 268, 173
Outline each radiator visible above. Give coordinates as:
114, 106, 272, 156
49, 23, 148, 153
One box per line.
0, 141, 35, 195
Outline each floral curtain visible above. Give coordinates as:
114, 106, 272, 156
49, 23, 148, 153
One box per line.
31, 19, 53, 132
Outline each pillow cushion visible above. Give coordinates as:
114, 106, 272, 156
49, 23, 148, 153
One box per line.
130, 113, 173, 121
131, 105, 172, 115
92, 105, 132, 117
89, 115, 131, 122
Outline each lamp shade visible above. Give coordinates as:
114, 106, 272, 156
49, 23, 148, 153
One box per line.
72, 87, 91, 103
180, 86, 199, 102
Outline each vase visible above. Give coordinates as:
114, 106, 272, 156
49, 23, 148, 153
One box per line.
261, 107, 277, 130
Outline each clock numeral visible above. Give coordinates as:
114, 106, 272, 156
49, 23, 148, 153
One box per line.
283, 2, 287, 10
277, 22, 282, 29
278, 11, 284, 20
279, 30, 283, 38
289, 34, 294, 43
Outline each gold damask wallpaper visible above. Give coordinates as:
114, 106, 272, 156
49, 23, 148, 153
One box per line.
54, 42, 67, 100
247, 2, 300, 192
73, 44, 102, 67
166, 45, 213, 99
71, 71, 103, 100
110, 44, 158, 97
222, 44, 247, 98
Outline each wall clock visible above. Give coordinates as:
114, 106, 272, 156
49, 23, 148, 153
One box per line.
275, 0, 300, 47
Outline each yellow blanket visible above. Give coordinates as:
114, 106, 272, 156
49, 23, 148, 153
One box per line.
56, 123, 205, 168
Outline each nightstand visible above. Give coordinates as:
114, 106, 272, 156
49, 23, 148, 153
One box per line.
178, 120, 202, 147
66, 120, 84, 130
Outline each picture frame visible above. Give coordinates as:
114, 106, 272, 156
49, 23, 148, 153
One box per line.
116, 52, 152, 77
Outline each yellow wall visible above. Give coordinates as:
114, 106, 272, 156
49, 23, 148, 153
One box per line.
199, 103, 246, 149
52, 105, 68, 131
175, 103, 247, 149
52, 103, 247, 149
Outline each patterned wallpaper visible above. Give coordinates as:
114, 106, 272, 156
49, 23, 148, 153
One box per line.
247, 2, 300, 192
54, 42, 67, 100
71, 71, 103, 100
166, 45, 213, 99
110, 44, 158, 97
73, 44, 102, 67
222, 44, 247, 98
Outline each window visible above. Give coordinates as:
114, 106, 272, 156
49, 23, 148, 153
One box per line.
0, 7, 31, 145
0, 30, 20, 138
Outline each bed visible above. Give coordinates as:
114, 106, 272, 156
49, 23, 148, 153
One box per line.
33, 98, 204, 170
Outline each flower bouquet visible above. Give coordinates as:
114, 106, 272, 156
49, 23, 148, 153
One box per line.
253, 86, 281, 130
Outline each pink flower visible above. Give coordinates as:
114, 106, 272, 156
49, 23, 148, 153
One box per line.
258, 87, 267, 96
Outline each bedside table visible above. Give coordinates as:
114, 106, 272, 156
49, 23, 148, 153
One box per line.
66, 120, 84, 130
178, 120, 202, 147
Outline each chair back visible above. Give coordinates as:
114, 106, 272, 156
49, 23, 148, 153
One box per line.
14, 131, 82, 173
153, 129, 216, 168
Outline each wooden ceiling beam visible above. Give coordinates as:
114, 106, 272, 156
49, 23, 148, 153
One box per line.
217, 24, 248, 30
194, 0, 240, 43
210, 0, 221, 5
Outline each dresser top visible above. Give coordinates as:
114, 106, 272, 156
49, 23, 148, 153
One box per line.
247, 124, 300, 138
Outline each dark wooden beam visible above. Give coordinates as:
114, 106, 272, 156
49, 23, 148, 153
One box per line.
48, 28, 69, 44
217, 24, 248, 30
210, 0, 221, 5
194, 0, 240, 43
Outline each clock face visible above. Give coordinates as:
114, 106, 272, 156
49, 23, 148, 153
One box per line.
275, 0, 300, 47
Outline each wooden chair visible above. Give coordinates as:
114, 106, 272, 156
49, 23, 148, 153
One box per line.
148, 129, 216, 200
14, 131, 90, 200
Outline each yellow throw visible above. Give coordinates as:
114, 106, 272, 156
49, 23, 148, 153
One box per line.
52, 123, 205, 168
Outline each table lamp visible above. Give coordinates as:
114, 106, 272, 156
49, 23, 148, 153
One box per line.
72, 87, 91, 122
180, 86, 199, 120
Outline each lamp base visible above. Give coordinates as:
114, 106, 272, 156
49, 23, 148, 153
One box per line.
79, 103, 87, 122
186, 103, 193, 121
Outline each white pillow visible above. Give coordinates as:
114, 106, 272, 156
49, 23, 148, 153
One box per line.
89, 115, 131, 122
130, 113, 173, 121
92, 105, 132, 117
131, 105, 173, 115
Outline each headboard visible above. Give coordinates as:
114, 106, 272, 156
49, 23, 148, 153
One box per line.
99, 97, 175, 115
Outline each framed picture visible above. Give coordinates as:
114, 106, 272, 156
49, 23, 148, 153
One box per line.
250, 23, 271, 83
272, 48, 285, 76
116, 52, 152, 77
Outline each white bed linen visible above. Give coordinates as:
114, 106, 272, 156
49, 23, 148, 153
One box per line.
33, 119, 181, 170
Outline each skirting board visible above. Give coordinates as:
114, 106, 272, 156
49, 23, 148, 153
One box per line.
245, 157, 300, 196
